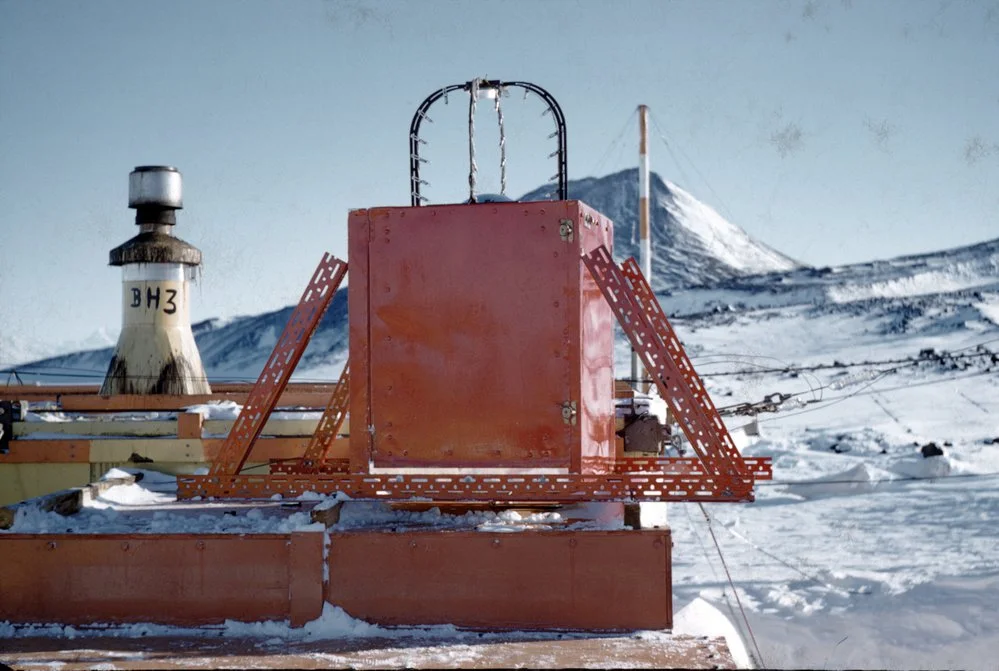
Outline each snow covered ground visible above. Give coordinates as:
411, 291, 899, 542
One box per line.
655, 285, 999, 669
5, 295, 996, 668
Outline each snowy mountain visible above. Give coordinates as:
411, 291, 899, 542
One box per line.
7, 173, 998, 389
521, 169, 800, 291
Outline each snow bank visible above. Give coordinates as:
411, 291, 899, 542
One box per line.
783, 463, 894, 500
673, 597, 752, 668
182, 400, 242, 420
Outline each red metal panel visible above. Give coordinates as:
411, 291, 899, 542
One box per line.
326, 530, 671, 631
289, 531, 325, 627
0, 533, 323, 626
575, 202, 616, 472
355, 202, 579, 468
348, 210, 373, 473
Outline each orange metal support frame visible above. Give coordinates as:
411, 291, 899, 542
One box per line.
582, 246, 753, 497
299, 361, 350, 472
179, 243, 768, 502
209, 253, 347, 477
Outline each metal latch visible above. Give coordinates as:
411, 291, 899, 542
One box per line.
559, 219, 574, 242
561, 400, 578, 426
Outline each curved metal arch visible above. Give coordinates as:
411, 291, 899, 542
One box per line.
409, 79, 568, 206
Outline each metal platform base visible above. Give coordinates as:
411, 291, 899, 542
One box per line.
2, 630, 734, 669
0, 526, 672, 632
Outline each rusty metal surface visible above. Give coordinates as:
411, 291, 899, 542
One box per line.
327, 529, 671, 631
352, 202, 580, 468
1, 633, 735, 669
210, 254, 347, 477
348, 202, 616, 471
299, 362, 350, 472
177, 471, 755, 502
348, 209, 373, 473
582, 247, 752, 496
576, 202, 617, 473
0, 532, 324, 626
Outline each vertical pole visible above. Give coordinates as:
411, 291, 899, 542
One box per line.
632, 104, 652, 392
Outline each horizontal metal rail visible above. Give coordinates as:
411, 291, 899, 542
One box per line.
177, 472, 758, 503
271, 456, 772, 479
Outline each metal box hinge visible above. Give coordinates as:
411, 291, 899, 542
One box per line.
561, 400, 578, 426
559, 219, 574, 242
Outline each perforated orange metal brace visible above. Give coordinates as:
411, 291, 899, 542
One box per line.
269, 456, 772, 478
209, 253, 347, 478
177, 472, 758, 502
582, 246, 752, 496
300, 361, 350, 472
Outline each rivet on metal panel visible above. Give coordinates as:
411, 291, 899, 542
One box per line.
409, 540, 418, 548
654, 538, 664, 548
584, 213, 594, 228
492, 539, 501, 547
559, 219, 574, 242
46, 541, 57, 551
569, 538, 578, 547
196, 540, 206, 550
121, 542, 130, 551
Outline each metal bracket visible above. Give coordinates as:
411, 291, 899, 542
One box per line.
561, 400, 578, 425
559, 219, 574, 242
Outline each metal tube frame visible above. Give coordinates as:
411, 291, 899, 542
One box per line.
409, 79, 568, 206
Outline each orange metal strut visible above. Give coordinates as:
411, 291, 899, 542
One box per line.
209, 253, 347, 478
300, 361, 350, 472
582, 246, 752, 497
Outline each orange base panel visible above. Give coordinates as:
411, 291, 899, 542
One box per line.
328, 529, 672, 631
0, 529, 671, 632
0, 532, 325, 627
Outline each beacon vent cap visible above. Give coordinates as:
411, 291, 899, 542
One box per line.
128, 166, 183, 210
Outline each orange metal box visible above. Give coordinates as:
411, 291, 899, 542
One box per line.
349, 201, 615, 471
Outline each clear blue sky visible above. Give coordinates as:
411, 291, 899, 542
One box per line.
2, 0, 997, 357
